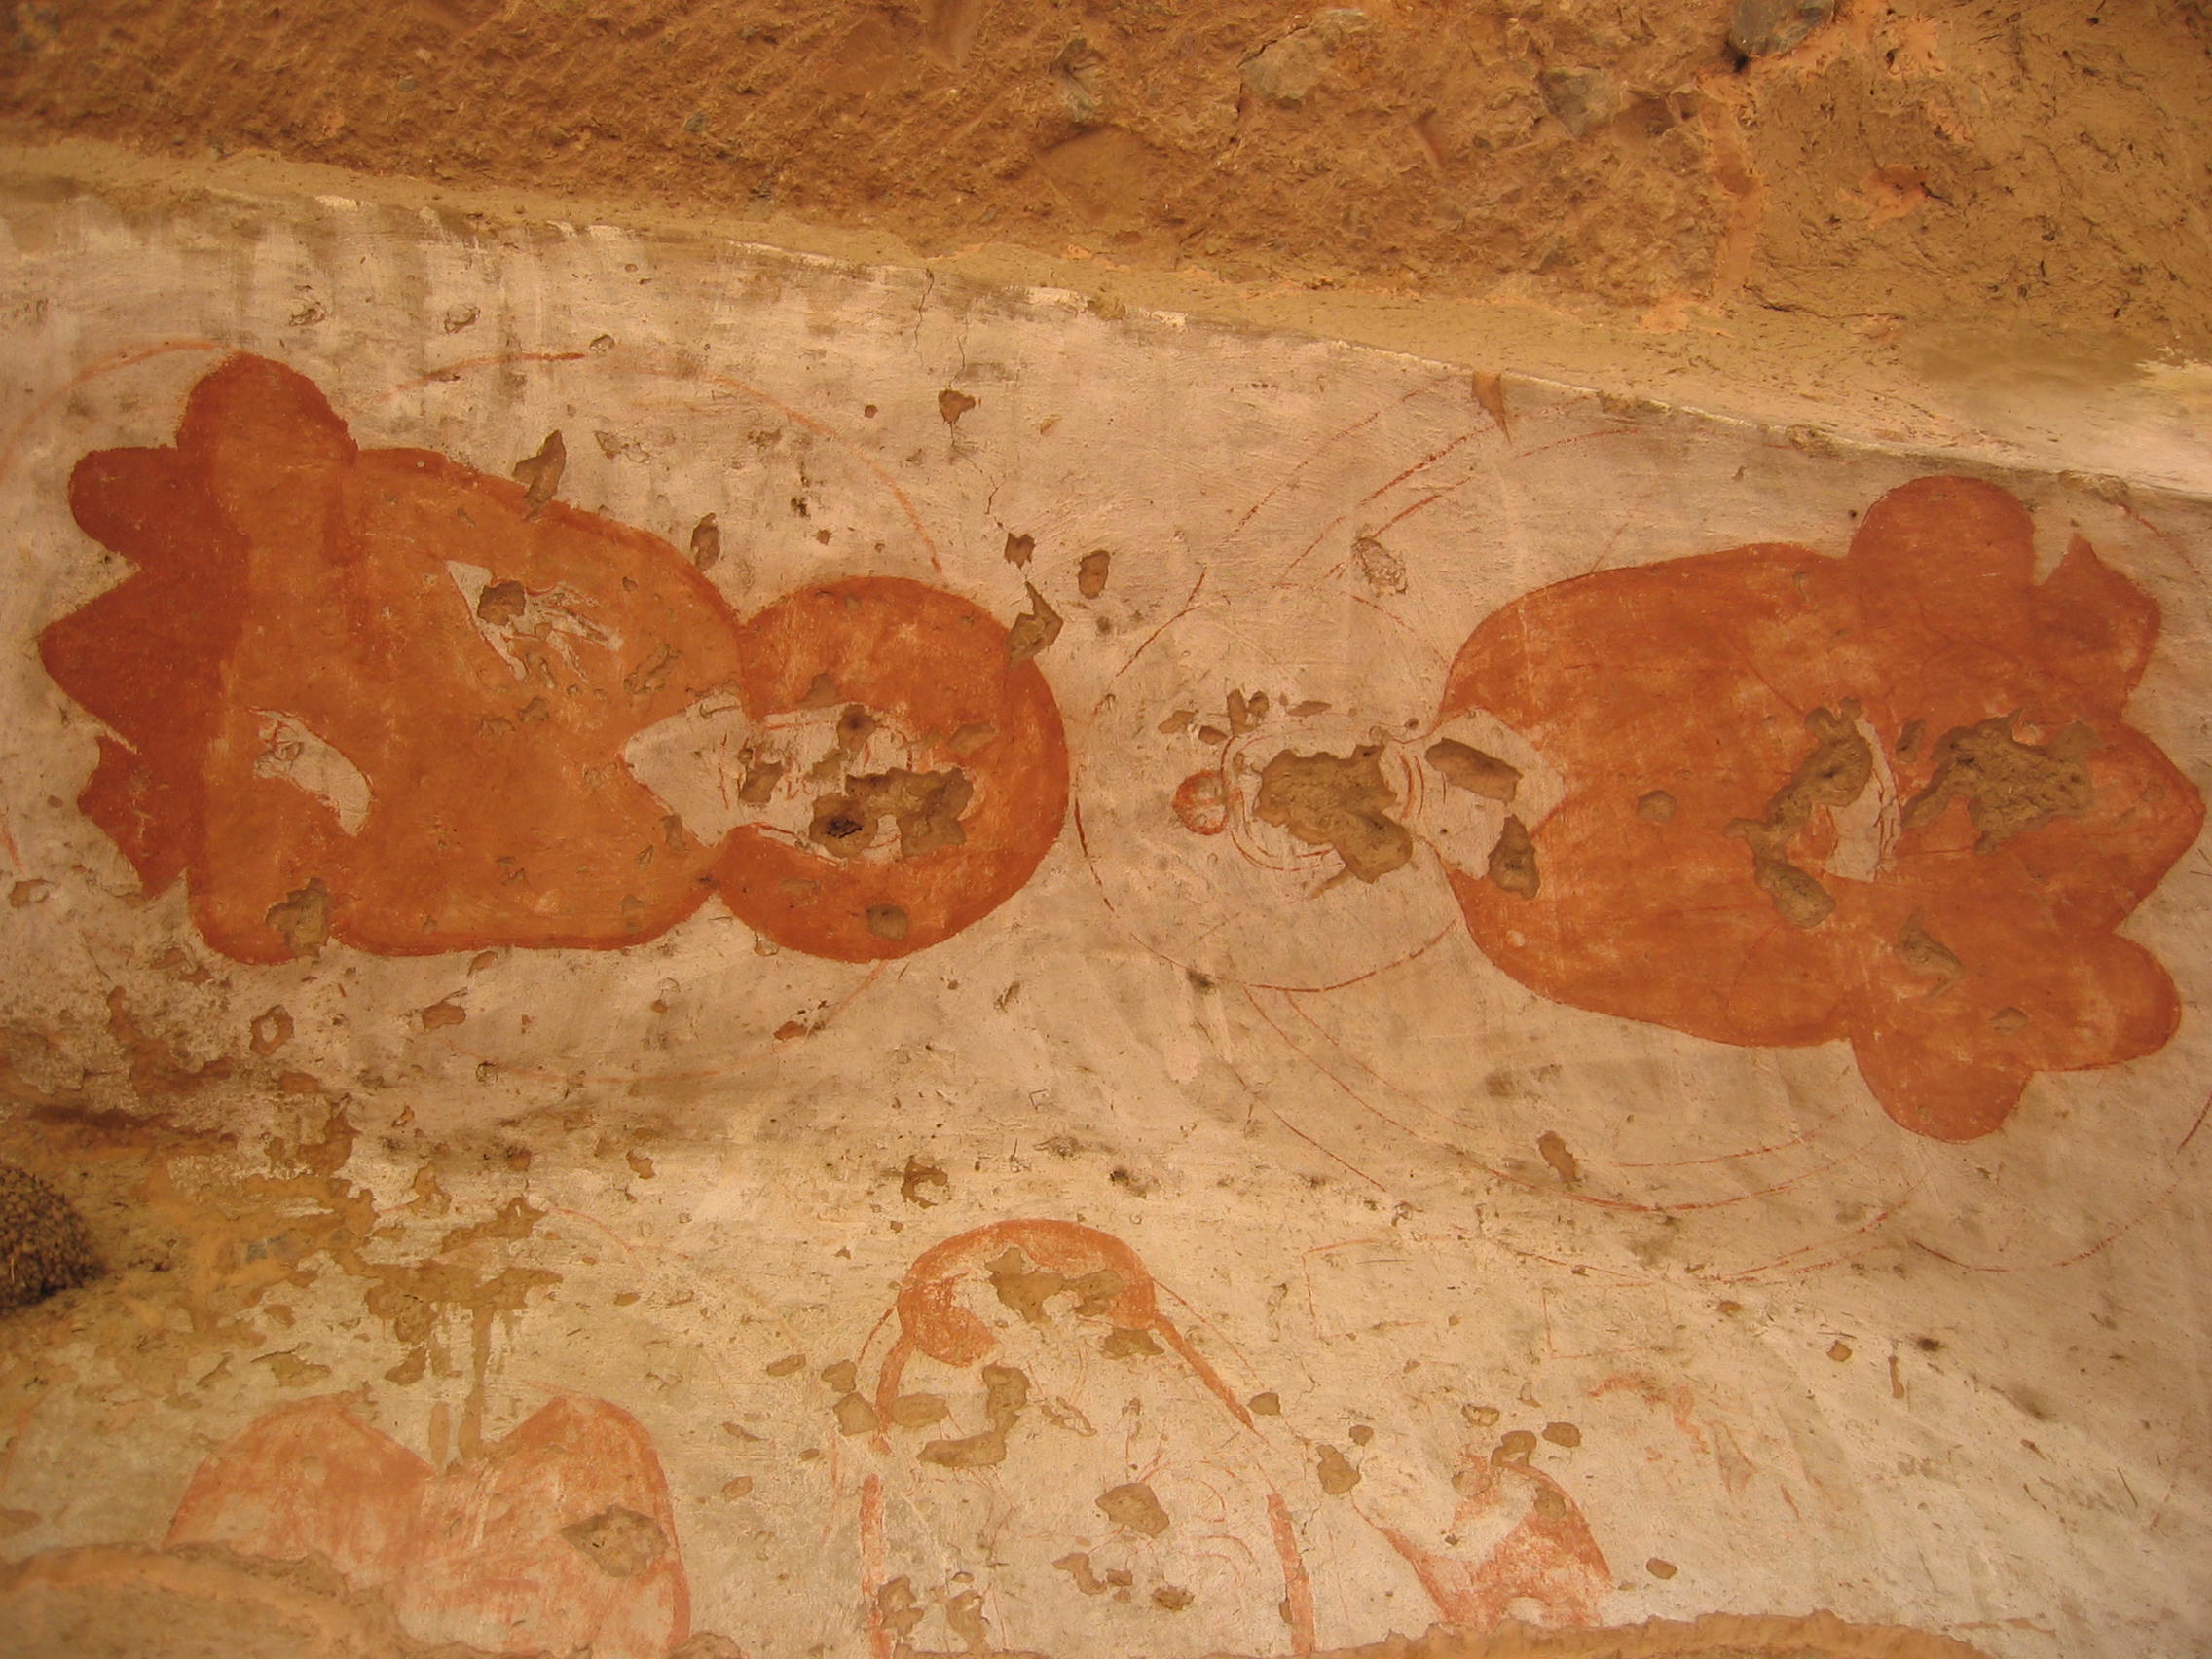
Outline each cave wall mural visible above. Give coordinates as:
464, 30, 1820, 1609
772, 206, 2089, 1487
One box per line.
1, 183, 2208, 1659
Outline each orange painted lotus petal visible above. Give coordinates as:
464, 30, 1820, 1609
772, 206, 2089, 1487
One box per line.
166, 1396, 428, 1586
1846, 475, 2041, 672
715, 576, 1068, 962
177, 353, 354, 555
1845, 896, 2181, 1139
1845, 1022, 2032, 1142
44, 444, 246, 896
64, 445, 241, 585
1442, 546, 1821, 739
2034, 534, 2162, 708
38, 574, 224, 747
1886, 719, 2204, 938
400, 1397, 688, 1659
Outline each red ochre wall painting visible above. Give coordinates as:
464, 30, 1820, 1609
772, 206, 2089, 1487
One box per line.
1439, 476, 2202, 1141
849, 1220, 1611, 1659
34, 361, 2202, 1148
40, 353, 1070, 968
166, 1393, 690, 1659
0, 1214, 1991, 1659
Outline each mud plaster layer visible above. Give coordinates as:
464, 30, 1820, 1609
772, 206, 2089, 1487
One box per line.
1320, 1610, 1994, 1656
1, 145, 2207, 506
6, 0, 2210, 357
7, 0, 2212, 496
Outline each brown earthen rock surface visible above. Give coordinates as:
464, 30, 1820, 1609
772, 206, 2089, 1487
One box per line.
3, 0, 2208, 353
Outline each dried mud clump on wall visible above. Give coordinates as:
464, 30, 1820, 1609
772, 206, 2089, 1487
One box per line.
0, 1162, 98, 1313
5, 2, 2209, 351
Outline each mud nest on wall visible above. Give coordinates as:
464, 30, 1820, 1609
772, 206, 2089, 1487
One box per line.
0, 1161, 98, 1313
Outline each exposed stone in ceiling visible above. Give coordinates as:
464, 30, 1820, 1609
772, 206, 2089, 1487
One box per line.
6, 0, 2210, 355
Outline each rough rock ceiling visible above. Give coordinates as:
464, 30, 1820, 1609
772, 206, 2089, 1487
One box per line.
6, 0, 2210, 355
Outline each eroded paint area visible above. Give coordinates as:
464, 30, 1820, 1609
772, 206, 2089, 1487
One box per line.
168, 1395, 690, 1659
715, 578, 1068, 962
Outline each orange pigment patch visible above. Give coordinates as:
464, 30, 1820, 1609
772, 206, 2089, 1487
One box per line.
1375, 1458, 1611, 1632
1439, 475, 2203, 1140
42, 354, 1068, 966
45, 354, 745, 962
166, 1393, 688, 1659
716, 578, 1068, 962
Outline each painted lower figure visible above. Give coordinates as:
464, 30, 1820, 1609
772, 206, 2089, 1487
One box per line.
852, 1220, 1314, 1658
849, 1221, 1617, 1657
41, 353, 1067, 967
165, 1393, 694, 1658
1354, 1439, 1609, 1632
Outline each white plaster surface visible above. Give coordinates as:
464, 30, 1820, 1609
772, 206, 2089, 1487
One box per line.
0, 186, 2209, 1659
